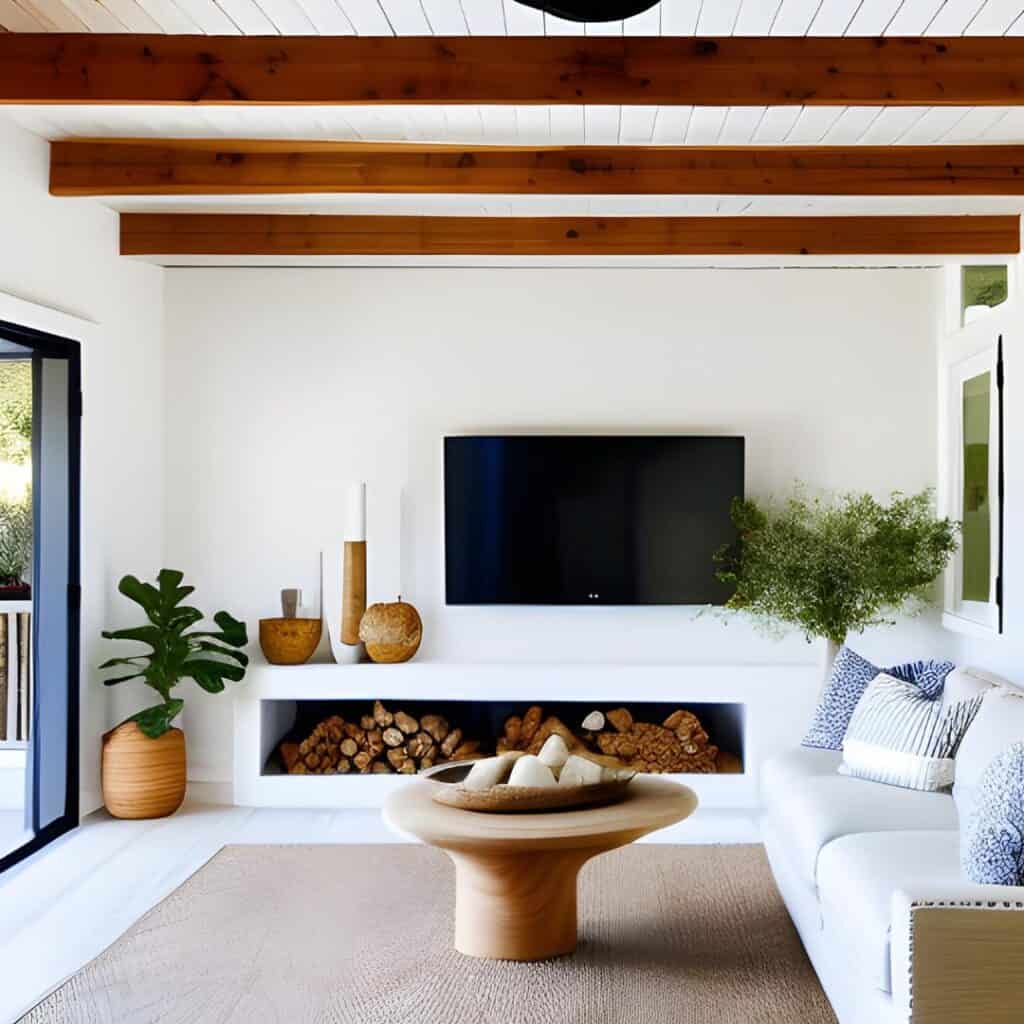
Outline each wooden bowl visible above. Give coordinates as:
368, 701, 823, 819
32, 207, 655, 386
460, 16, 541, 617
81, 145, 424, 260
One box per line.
259, 617, 322, 665
422, 760, 635, 813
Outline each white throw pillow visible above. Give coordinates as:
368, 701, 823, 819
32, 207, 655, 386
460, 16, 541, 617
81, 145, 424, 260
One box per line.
954, 687, 1024, 824
841, 674, 982, 792
940, 667, 1003, 714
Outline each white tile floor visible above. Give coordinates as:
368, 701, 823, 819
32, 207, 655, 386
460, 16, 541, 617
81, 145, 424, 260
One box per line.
0, 798, 757, 1023
0, 811, 30, 862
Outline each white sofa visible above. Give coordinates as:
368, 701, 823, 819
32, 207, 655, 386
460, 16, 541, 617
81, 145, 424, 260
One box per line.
762, 668, 1024, 1024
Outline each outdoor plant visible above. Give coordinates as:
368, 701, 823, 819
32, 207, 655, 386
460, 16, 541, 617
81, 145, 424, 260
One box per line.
100, 569, 249, 738
0, 361, 33, 591
713, 488, 959, 647
0, 492, 32, 587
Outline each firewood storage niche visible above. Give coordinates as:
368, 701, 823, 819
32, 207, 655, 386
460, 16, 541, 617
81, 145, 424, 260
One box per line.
263, 699, 745, 777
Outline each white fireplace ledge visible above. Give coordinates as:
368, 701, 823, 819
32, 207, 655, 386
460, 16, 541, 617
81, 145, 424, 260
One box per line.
234, 661, 817, 812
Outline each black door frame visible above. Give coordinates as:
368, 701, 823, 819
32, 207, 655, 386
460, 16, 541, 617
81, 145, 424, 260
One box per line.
0, 318, 81, 875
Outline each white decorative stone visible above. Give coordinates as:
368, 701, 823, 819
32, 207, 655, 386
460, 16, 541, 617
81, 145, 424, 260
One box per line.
463, 756, 516, 791
507, 755, 557, 788
537, 734, 570, 773
558, 754, 604, 787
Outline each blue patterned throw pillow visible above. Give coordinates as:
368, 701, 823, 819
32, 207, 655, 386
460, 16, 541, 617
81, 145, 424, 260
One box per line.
962, 742, 1024, 886
802, 647, 954, 751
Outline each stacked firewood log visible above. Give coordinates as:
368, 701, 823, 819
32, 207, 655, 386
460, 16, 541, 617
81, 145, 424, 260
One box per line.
498, 705, 719, 774
281, 700, 483, 775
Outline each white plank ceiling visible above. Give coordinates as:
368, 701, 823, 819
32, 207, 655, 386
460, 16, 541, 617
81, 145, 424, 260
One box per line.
4, 0, 1024, 37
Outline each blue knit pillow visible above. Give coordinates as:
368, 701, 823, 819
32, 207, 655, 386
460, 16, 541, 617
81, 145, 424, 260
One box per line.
802, 647, 954, 751
962, 742, 1024, 886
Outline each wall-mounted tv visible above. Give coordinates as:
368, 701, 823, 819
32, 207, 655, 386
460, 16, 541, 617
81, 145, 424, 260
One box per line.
444, 435, 744, 606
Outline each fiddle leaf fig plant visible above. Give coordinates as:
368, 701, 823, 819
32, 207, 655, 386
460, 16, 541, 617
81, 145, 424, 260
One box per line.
100, 569, 249, 738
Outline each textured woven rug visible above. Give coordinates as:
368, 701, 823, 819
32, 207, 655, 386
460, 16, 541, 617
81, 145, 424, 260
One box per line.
23, 844, 835, 1024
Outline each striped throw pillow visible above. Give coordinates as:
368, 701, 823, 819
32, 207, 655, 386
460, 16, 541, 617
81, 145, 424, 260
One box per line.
840, 674, 983, 792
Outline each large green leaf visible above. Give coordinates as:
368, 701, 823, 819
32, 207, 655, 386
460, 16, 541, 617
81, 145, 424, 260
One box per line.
186, 658, 246, 693
103, 671, 144, 686
130, 699, 184, 738
97, 656, 147, 670
168, 606, 204, 632
213, 611, 247, 647
118, 575, 162, 619
194, 641, 249, 666
101, 625, 163, 647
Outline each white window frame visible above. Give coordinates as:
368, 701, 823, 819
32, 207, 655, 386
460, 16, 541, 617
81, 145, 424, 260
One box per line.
942, 343, 1002, 636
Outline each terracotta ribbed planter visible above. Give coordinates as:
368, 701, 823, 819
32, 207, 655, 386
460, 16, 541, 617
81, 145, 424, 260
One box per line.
102, 721, 186, 819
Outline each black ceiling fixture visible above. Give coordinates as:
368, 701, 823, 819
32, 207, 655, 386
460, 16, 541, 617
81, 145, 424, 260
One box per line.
513, 0, 660, 21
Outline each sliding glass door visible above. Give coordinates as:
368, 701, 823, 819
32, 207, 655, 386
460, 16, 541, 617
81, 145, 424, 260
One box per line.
0, 320, 80, 873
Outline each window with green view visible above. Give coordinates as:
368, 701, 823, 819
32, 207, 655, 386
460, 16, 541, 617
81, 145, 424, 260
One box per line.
961, 371, 991, 603
961, 265, 1008, 325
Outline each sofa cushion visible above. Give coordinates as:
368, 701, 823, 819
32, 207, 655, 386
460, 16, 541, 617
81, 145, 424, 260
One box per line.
940, 666, 1006, 714
840, 674, 983, 792
762, 748, 959, 884
802, 647, 954, 751
962, 741, 1024, 885
955, 687, 1024, 824
816, 830, 964, 994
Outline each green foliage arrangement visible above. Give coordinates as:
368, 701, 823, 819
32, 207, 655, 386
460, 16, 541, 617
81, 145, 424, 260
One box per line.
100, 570, 249, 738
713, 488, 959, 646
0, 491, 32, 584
0, 362, 32, 466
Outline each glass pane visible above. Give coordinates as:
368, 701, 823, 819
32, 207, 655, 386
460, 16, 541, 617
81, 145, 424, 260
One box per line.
962, 265, 1008, 325
962, 371, 991, 603
0, 357, 33, 858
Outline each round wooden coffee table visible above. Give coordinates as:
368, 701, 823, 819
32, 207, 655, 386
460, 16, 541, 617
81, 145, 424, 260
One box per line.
383, 776, 697, 961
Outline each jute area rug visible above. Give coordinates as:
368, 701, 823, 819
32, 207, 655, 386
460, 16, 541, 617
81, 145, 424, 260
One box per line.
23, 844, 836, 1024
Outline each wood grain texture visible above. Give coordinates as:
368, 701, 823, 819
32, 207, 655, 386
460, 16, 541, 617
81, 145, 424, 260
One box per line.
385, 777, 697, 959
340, 539, 365, 646
911, 906, 1024, 1024
101, 721, 186, 820
52, 140, 1024, 197
119, 212, 1022, 257
23, 844, 837, 1023
7, 35, 1024, 106
257, 617, 321, 665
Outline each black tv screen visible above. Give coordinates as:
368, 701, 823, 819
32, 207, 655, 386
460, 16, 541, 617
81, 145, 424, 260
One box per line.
444, 435, 744, 606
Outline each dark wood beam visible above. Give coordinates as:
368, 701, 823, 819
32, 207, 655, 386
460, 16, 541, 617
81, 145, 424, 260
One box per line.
119, 213, 1021, 257
51, 140, 1024, 196
8, 35, 1024, 106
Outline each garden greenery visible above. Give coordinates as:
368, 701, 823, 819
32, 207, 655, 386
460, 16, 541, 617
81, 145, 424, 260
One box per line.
714, 488, 959, 646
0, 362, 33, 584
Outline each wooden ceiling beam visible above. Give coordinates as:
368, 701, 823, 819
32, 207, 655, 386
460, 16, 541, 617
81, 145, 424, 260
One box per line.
51, 140, 1024, 196
7, 35, 1024, 106
119, 213, 1021, 257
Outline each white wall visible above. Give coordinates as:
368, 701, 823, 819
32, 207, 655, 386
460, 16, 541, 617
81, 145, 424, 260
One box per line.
164, 265, 953, 782
0, 116, 165, 813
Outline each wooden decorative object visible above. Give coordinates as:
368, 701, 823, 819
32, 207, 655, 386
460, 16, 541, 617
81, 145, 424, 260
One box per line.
101, 721, 186, 820
425, 760, 633, 814
258, 618, 322, 665
384, 776, 698, 960
358, 598, 422, 664
341, 540, 366, 646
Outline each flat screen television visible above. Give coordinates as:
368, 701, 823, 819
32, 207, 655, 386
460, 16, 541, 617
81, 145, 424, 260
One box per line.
444, 435, 744, 606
